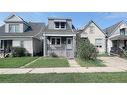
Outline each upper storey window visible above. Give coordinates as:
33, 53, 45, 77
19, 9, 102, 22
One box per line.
9, 24, 20, 33
54, 22, 66, 29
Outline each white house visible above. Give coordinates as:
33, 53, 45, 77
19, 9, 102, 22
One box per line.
0, 14, 45, 56
78, 20, 106, 54
104, 21, 127, 54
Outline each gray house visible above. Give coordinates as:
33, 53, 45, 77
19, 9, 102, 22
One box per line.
0, 14, 45, 57
43, 18, 76, 58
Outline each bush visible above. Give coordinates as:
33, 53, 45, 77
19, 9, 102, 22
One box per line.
11, 47, 26, 57
77, 36, 98, 60
50, 52, 58, 57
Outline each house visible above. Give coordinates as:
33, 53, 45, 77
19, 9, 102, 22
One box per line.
78, 20, 106, 54
104, 21, 127, 55
43, 17, 76, 58
0, 14, 45, 56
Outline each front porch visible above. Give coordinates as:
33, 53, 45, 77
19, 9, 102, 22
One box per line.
0, 40, 12, 58
110, 40, 127, 54
43, 33, 76, 58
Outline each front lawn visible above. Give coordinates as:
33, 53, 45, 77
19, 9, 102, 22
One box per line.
26, 57, 69, 68
0, 57, 37, 68
76, 58, 106, 67
1, 72, 127, 83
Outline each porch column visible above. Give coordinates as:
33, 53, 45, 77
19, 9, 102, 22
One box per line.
73, 36, 76, 58
43, 34, 47, 56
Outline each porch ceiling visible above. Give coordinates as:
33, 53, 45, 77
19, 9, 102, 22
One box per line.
110, 35, 127, 40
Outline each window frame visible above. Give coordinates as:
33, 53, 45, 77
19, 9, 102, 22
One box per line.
50, 37, 61, 45
9, 24, 20, 33
54, 22, 66, 29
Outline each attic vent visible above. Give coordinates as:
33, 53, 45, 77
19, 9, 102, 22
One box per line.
89, 25, 95, 33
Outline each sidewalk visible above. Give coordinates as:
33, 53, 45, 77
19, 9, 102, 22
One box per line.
0, 66, 126, 74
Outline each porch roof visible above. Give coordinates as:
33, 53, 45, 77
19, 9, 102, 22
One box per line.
43, 31, 76, 36
110, 35, 127, 40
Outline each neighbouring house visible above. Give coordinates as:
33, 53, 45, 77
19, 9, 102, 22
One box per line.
104, 21, 127, 55
0, 14, 45, 57
43, 17, 76, 58
78, 20, 106, 54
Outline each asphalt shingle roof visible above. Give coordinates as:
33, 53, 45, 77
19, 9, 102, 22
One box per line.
103, 21, 123, 36
0, 22, 45, 37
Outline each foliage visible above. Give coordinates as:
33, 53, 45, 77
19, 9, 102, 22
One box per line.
26, 57, 69, 68
11, 47, 26, 57
76, 35, 98, 60
50, 52, 58, 57
0, 57, 37, 68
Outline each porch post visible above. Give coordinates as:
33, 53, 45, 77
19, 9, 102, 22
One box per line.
43, 34, 47, 56
73, 36, 76, 58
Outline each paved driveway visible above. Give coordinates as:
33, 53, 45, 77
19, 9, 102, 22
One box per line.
98, 57, 127, 67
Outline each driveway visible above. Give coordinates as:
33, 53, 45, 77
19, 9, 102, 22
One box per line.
98, 57, 127, 67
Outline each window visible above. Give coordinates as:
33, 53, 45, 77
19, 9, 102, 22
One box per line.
89, 25, 95, 33
95, 38, 103, 48
54, 22, 66, 29
61, 22, 65, 28
56, 38, 60, 45
51, 38, 55, 45
55, 22, 59, 28
51, 37, 61, 45
9, 24, 20, 33
120, 28, 127, 36
20, 41, 24, 47
67, 39, 71, 44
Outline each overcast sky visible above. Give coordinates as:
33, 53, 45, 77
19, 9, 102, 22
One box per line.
0, 12, 127, 29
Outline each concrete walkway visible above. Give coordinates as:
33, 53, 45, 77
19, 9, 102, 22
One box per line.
98, 57, 127, 67
0, 67, 126, 74
68, 59, 80, 67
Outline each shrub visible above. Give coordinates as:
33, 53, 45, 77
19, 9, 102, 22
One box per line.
50, 52, 58, 57
11, 47, 26, 57
77, 36, 98, 60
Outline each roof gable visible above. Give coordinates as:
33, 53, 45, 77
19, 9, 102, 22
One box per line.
103, 21, 127, 37
4, 14, 24, 23
79, 20, 106, 35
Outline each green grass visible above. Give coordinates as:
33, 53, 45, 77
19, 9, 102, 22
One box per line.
0, 72, 127, 83
76, 58, 106, 67
0, 57, 38, 68
26, 57, 69, 68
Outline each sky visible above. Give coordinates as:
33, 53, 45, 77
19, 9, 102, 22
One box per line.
0, 12, 127, 29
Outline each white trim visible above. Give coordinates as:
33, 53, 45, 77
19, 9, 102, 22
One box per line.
45, 34, 76, 36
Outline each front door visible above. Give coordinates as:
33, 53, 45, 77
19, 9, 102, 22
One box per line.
66, 38, 73, 58
66, 38, 72, 49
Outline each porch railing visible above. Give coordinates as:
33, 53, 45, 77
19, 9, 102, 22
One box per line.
0, 48, 11, 58
110, 47, 125, 56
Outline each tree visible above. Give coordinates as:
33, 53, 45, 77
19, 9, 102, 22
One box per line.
76, 35, 97, 60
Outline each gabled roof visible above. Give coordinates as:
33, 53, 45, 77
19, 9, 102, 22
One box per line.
4, 14, 25, 23
78, 20, 106, 35
103, 21, 125, 37
0, 22, 45, 37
